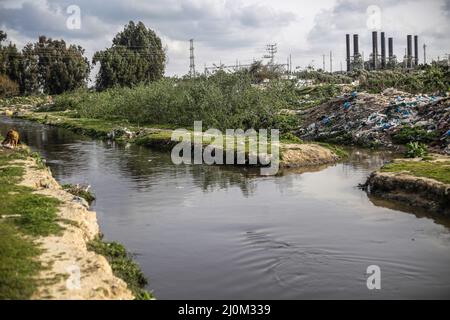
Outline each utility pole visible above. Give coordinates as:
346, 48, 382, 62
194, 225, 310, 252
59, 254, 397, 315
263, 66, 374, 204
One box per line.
330, 51, 333, 73
264, 44, 277, 66
340, 61, 343, 72
322, 54, 326, 71
189, 39, 196, 78
423, 44, 427, 65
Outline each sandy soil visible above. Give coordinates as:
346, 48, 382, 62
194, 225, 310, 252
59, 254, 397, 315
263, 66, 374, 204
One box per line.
280, 143, 340, 168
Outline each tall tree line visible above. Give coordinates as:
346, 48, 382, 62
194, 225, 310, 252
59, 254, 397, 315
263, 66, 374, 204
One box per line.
0, 32, 90, 95
0, 21, 166, 97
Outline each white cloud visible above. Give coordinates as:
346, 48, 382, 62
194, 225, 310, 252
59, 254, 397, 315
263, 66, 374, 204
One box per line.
0, 0, 448, 76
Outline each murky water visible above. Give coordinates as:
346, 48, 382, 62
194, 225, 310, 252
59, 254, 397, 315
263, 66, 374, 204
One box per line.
2, 116, 450, 299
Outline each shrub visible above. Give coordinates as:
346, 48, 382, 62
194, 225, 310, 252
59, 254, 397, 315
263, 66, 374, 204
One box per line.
392, 126, 437, 144
52, 74, 298, 132
0, 74, 19, 98
405, 142, 428, 158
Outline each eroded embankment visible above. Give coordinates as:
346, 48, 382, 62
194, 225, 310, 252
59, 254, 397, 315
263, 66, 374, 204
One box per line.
366, 157, 450, 215
0, 147, 145, 300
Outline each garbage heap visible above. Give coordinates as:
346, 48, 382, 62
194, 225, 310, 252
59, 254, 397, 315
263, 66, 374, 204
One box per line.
297, 88, 449, 151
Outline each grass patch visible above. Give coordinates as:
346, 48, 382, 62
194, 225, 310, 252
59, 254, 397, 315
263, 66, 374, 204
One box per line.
0, 148, 62, 299
87, 236, 153, 300
381, 160, 450, 184
0, 222, 41, 299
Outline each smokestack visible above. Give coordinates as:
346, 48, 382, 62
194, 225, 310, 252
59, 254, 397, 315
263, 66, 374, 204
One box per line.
414, 35, 419, 67
353, 34, 359, 56
407, 35, 412, 68
381, 32, 386, 69
346, 34, 351, 72
388, 37, 393, 58
372, 31, 378, 70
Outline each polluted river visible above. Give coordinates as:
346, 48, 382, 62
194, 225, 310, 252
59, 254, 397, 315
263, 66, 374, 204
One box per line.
2, 116, 450, 299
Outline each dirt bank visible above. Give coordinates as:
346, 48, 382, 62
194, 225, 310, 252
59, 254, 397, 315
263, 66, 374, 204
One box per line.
365, 157, 450, 215
8, 153, 135, 299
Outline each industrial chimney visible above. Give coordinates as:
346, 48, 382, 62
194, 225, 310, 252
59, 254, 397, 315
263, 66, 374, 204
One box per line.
372, 31, 378, 70
388, 37, 393, 58
346, 34, 351, 72
407, 35, 412, 68
381, 32, 386, 69
414, 35, 419, 67
353, 34, 359, 56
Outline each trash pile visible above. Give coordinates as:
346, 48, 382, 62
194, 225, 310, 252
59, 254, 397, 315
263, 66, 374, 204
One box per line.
298, 88, 449, 150
107, 127, 135, 140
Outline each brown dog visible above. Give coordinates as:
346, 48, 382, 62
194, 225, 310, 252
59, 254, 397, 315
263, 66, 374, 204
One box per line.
2, 129, 20, 149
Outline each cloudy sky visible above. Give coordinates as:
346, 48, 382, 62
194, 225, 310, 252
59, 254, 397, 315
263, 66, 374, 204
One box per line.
0, 0, 449, 77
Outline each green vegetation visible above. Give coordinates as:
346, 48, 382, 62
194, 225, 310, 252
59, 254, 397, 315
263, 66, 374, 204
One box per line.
293, 84, 342, 110
87, 236, 153, 300
404, 142, 428, 158
0, 148, 61, 299
62, 184, 96, 205
49, 73, 300, 133
93, 21, 166, 90
381, 160, 450, 184
0, 74, 19, 98
296, 70, 353, 84
0, 95, 49, 108
0, 31, 90, 95
392, 126, 437, 144
0, 222, 41, 299
357, 65, 449, 94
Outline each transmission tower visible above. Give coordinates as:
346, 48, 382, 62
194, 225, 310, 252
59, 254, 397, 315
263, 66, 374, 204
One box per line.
264, 44, 277, 65
189, 39, 196, 77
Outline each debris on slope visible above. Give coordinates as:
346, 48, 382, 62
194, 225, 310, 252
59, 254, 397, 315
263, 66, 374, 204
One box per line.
297, 88, 449, 151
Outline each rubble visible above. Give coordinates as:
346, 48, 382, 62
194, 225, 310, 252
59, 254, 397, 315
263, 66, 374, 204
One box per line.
298, 88, 449, 150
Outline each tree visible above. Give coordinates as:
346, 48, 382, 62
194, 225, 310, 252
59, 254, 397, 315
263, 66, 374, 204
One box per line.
33, 36, 90, 94
0, 31, 22, 87
18, 43, 39, 94
93, 21, 166, 90
0, 30, 90, 95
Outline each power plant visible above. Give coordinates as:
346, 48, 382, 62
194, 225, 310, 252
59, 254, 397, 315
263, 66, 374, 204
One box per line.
345, 31, 421, 72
